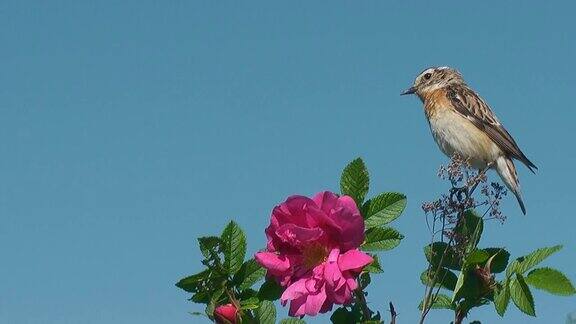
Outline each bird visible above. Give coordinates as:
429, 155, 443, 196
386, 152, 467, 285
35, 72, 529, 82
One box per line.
401, 66, 536, 214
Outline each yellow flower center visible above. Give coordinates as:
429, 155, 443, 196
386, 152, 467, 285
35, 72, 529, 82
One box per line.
302, 243, 329, 269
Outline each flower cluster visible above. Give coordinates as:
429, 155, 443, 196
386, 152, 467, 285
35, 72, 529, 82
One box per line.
255, 191, 373, 317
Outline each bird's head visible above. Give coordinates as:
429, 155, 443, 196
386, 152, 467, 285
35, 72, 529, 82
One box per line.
401, 66, 464, 99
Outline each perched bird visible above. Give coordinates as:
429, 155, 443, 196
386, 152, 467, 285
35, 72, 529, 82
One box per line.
401, 67, 536, 214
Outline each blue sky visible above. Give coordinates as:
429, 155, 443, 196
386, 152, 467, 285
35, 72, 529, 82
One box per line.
1, 1, 575, 323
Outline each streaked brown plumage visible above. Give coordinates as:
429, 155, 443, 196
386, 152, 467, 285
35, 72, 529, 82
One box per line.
401, 67, 536, 214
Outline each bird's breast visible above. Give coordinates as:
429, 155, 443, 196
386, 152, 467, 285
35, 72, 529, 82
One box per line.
426, 106, 502, 169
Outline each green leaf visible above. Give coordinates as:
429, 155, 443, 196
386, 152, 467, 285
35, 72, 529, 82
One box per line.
221, 221, 247, 275
257, 300, 277, 324
494, 280, 510, 316
465, 249, 490, 265
258, 278, 283, 301
359, 272, 371, 289
198, 236, 222, 259
362, 226, 403, 251
240, 296, 260, 309
364, 254, 384, 274
191, 291, 211, 304
507, 245, 562, 277
233, 259, 266, 290
205, 287, 225, 319
363, 192, 407, 228
175, 270, 210, 293
452, 268, 482, 302
280, 318, 306, 324
459, 297, 490, 314
525, 267, 576, 296
418, 294, 454, 310
510, 273, 536, 316
454, 209, 483, 250
421, 268, 458, 291
424, 242, 461, 270
340, 158, 369, 205
238, 288, 258, 301
482, 248, 510, 273
452, 270, 466, 302
330, 307, 356, 324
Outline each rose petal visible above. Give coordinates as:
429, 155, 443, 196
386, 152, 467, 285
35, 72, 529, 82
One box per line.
331, 283, 353, 304
304, 285, 327, 316
255, 252, 291, 274
281, 278, 308, 302
338, 249, 373, 272
312, 191, 340, 213
275, 223, 323, 248
346, 276, 358, 291
289, 295, 308, 317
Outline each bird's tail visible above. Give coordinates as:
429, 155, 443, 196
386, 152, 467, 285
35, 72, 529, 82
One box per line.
495, 156, 526, 215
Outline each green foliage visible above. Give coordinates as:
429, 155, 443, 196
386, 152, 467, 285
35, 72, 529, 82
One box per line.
493, 281, 510, 316
258, 278, 283, 301
420, 203, 574, 323
421, 268, 458, 291
206, 287, 226, 319
491, 247, 575, 318
221, 221, 247, 275
452, 269, 467, 302
177, 222, 273, 321
464, 249, 490, 265
482, 248, 510, 273
330, 302, 382, 324
506, 245, 562, 277
338, 158, 405, 323
257, 300, 277, 324
364, 254, 384, 274
525, 267, 576, 296
176, 269, 211, 293
362, 192, 407, 228
198, 236, 222, 259
418, 294, 454, 310
510, 273, 535, 316
330, 307, 360, 324
454, 209, 484, 251
424, 242, 461, 270
362, 227, 403, 251
340, 158, 370, 205
233, 259, 266, 290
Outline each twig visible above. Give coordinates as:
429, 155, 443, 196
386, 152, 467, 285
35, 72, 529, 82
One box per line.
389, 302, 397, 324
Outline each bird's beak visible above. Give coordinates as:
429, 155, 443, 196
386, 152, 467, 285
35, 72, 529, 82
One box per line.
400, 86, 417, 96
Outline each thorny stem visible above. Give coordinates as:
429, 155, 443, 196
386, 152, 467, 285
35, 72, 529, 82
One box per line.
419, 164, 491, 324
225, 287, 242, 313
354, 287, 372, 321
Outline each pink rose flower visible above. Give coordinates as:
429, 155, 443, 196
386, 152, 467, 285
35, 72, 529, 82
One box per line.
214, 303, 238, 324
255, 191, 373, 317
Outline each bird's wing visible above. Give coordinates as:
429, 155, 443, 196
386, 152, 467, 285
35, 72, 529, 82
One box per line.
446, 85, 537, 172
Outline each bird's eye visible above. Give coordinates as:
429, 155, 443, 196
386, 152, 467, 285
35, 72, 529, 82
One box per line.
424, 73, 432, 80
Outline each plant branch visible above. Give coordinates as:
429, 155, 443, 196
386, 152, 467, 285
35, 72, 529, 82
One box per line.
419, 164, 491, 324
354, 287, 372, 321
